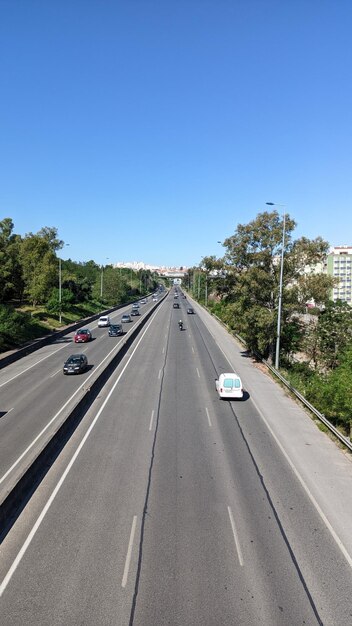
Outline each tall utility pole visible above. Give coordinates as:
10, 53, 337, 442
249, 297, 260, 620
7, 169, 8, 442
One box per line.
266, 203, 286, 369
100, 258, 109, 301
58, 243, 70, 324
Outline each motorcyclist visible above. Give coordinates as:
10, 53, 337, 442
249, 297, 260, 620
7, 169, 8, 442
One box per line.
178, 319, 183, 330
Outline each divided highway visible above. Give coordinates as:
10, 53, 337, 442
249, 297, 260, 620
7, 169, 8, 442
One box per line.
0, 298, 157, 506
1, 292, 352, 625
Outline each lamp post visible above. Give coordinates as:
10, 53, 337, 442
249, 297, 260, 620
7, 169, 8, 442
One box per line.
266, 202, 286, 369
100, 258, 109, 301
59, 244, 70, 324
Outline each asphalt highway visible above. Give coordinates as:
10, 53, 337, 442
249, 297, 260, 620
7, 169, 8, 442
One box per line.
1, 292, 352, 625
0, 299, 155, 503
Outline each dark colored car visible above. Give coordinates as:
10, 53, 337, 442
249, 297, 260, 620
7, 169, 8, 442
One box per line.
108, 324, 124, 337
121, 314, 132, 323
187, 307, 195, 314
74, 328, 92, 343
131, 308, 140, 316
63, 354, 88, 375
173, 302, 180, 309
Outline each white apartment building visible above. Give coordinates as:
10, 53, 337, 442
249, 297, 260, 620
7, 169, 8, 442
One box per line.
327, 245, 352, 305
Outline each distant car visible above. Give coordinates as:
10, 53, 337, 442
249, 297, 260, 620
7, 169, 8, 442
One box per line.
63, 354, 88, 375
74, 328, 92, 343
187, 308, 195, 314
98, 315, 110, 327
121, 314, 132, 323
140, 298, 147, 304
131, 308, 140, 316
108, 324, 123, 337
132, 303, 140, 309
173, 302, 180, 309
174, 294, 178, 299
152, 296, 158, 302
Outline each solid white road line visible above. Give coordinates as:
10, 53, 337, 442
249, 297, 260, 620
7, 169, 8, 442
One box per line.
158, 369, 162, 380
0, 337, 129, 487
196, 368, 200, 378
192, 346, 195, 354
205, 407, 212, 428
210, 329, 352, 571
248, 393, 352, 571
0, 307, 164, 598
122, 515, 138, 588
149, 410, 155, 432
0, 342, 70, 388
227, 505, 244, 566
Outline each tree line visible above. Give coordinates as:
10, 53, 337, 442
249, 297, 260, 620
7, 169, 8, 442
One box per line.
186, 210, 352, 436
0, 217, 158, 350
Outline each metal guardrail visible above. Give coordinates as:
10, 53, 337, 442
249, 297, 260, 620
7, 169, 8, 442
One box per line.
0, 295, 156, 369
262, 358, 352, 453
208, 310, 352, 453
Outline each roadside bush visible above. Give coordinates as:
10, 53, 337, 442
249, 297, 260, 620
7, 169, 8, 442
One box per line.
0, 304, 49, 350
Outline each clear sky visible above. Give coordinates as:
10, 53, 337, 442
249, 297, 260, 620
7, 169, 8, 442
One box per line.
1, 0, 351, 268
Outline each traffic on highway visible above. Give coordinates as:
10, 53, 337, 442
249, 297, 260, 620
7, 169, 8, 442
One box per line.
1, 289, 352, 625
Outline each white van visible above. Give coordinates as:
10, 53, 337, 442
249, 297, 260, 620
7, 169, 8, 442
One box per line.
215, 373, 243, 399
98, 315, 110, 327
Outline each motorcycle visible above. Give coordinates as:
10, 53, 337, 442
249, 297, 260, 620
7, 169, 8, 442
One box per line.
178, 321, 183, 331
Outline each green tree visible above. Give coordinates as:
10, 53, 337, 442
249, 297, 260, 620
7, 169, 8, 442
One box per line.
315, 300, 352, 369
221, 211, 296, 358
37, 226, 64, 252
287, 237, 335, 308
217, 211, 332, 361
0, 218, 24, 303
19, 230, 58, 305
327, 347, 352, 435
46, 288, 74, 314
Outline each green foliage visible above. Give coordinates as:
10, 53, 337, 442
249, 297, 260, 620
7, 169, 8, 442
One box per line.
284, 350, 352, 434
200, 211, 334, 363
0, 304, 51, 350
327, 347, 352, 426
19, 231, 58, 305
0, 218, 24, 303
316, 300, 352, 369
46, 288, 75, 314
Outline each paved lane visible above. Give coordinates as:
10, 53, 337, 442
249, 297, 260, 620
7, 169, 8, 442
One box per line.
1, 294, 352, 625
0, 299, 156, 499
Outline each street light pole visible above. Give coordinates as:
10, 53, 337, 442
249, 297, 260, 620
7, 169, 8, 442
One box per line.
59, 257, 62, 324
266, 203, 286, 369
59, 244, 70, 324
100, 257, 109, 301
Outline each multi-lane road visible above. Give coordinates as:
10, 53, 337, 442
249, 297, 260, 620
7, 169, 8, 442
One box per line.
1, 291, 352, 625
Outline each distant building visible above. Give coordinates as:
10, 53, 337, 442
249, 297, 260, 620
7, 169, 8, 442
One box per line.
113, 261, 188, 278
326, 246, 352, 305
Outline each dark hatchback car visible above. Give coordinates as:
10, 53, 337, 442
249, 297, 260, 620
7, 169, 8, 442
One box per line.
108, 324, 124, 337
74, 328, 92, 343
173, 302, 180, 309
63, 354, 88, 375
187, 307, 195, 314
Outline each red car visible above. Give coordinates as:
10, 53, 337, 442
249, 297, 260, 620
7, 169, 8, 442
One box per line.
74, 328, 92, 343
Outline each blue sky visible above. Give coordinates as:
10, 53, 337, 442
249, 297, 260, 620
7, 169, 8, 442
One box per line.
1, 0, 351, 268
